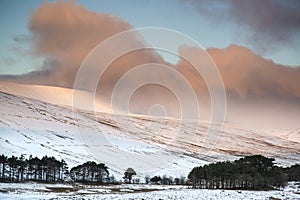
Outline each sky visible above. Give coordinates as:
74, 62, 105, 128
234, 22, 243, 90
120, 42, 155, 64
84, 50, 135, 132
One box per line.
0, 0, 300, 75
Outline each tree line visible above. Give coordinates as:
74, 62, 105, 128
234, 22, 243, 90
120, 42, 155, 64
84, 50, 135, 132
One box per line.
70, 161, 110, 183
0, 154, 186, 185
1, 154, 299, 189
188, 155, 300, 190
0, 154, 67, 182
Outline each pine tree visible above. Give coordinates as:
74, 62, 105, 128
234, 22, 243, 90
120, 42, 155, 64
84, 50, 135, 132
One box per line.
0, 154, 7, 180
123, 168, 136, 183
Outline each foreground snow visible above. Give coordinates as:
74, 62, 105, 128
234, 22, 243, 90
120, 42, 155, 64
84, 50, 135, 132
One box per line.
0, 182, 299, 200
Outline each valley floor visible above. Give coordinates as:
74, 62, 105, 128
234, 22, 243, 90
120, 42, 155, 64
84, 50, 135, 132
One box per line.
0, 182, 299, 200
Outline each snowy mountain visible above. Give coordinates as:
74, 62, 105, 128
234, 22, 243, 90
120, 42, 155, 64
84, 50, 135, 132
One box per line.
0, 82, 299, 180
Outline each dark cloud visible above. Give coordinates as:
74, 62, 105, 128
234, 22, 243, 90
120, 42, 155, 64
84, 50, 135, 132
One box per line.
183, 0, 300, 53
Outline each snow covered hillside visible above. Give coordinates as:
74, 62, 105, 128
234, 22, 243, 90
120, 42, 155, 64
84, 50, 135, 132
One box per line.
0, 83, 299, 179
0, 81, 109, 112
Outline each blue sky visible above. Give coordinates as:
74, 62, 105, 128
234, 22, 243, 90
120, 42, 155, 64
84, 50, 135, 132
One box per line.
0, 0, 299, 75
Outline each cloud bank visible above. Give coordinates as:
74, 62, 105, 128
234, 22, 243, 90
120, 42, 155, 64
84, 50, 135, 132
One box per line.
177, 45, 300, 129
4, 0, 159, 88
